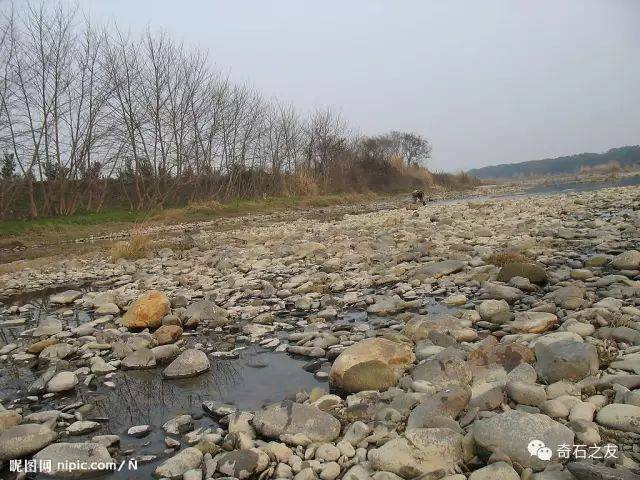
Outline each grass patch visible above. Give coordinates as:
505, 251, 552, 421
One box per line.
0, 209, 150, 238
110, 234, 153, 260
0, 192, 388, 262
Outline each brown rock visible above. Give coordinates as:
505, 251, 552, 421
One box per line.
122, 290, 170, 329
27, 338, 59, 354
468, 337, 535, 371
329, 338, 415, 393
153, 325, 183, 345
402, 314, 470, 342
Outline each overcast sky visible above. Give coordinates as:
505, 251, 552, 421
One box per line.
83, 0, 640, 171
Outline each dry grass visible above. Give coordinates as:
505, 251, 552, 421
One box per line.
287, 169, 320, 196
487, 250, 530, 267
390, 155, 435, 185
110, 234, 152, 260
184, 199, 224, 216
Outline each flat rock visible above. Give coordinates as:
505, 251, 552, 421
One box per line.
371, 428, 464, 477
595, 404, 640, 433
511, 312, 557, 334
473, 410, 574, 471
34, 442, 114, 478
0, 423, 57, 460
612, 250, 640, 270
253, 401, 341, 444
50, 290, 83, 304
567, 461, 640, 480
413, 260, 466, 279
33, 317, 63, 337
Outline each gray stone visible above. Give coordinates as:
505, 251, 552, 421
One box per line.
473, 410, 574, 471
595, 404, 640, 433
371, 427, 465, 477
483, 282, 524, 303
34, 442, 114, 478
154, 447, 203, 479
33, 317, 63, 336
535, 341, 599, 383
216, 449, 269, 479
121, 347, 156, 370
469, 462, 520, 480
413, 260, 466, 279
184, 300, 230, 327
50, 290, 83, 304
612, 250, 640, 270
163, 349, 210, 378
0, 423, 57, 460
46, 371, 78, 393
67, 421, 101, 435
253, 401, 341, 444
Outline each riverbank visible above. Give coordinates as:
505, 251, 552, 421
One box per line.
0, 184, 638, 479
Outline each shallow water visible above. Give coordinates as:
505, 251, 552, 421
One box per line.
6, 344, 323, 479
523, 174, 640, 195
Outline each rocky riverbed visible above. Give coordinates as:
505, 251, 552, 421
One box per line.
0, 185, 639, 480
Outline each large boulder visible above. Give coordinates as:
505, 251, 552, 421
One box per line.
473, 411, 574, 471
0, 423, 57, 460
402, 314, 472, 342
482, 282, 524, 303
122, 290, 170, 329
497, 262, 547, 285
253, 401, 341, 444
595, 404, 640, 433
154, 447, 203, 479
34, 442, 114, 478
477, 300, 513, 324
184, 300, 230, 327
468, 338, 535, 371
612, 250, 640, 270
216, 448, 270, 479
535, 340, 599, 383
371, 428, 465, 477
330, 338, 415, 393
162, 349, 210, 378
545, 285, 586, 310
411, 355, 472, 390
511, 312, 557, 334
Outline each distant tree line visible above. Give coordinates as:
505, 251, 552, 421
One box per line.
0, 3, 471, 220
468, 146, 640, 180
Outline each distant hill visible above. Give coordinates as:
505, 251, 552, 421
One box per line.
468, 146, 640, 179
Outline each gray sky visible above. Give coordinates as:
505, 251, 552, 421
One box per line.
85, 0, 640, 171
